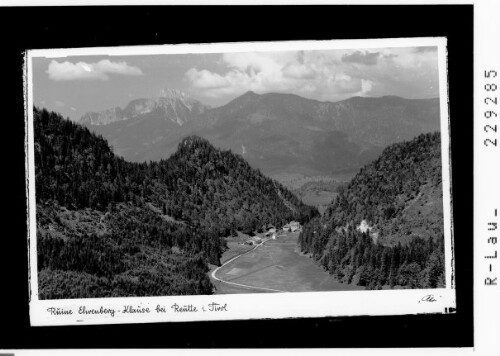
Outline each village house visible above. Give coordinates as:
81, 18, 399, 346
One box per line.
265, 227, 277, 236
282, 221, 301, 232
290, 221, 301, 232
245, 236, 262, 245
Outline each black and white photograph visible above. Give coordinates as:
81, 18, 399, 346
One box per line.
25, 38, 455, 325
0, 1, 485, 351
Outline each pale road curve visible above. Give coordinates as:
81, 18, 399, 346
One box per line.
211, 238, 287, 293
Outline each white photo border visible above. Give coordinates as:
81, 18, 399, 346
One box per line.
25, 37, 455, 326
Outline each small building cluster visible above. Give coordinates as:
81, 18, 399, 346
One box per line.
282, 221, 301, 232
245, 235, 263, 246
242, 222, 301, 245
264, 227, 277, 237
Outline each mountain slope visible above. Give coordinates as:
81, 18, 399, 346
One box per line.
191, 93, 439, 175
323, 132, 443, 244
82, 92, 440, 176
298, 133, 446, 289
34, 108, 317, 299
80, 89, 210, 161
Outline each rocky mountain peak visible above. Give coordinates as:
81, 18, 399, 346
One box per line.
157, 88, 198, 112
80, 88, 210, 127
79, 106, 125, 126
159, 88, 189, 101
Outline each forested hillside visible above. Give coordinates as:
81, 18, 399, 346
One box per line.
34, 108, 317, 299
299, 133, 446, 289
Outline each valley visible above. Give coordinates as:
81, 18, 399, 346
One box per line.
33, 96, 445, 299
33, 108, 318, 299
210, 230, 363, 294
29, 40, 448, 305
272, 172, 355, 215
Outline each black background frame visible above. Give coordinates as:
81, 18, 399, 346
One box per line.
0, 4, 473, 349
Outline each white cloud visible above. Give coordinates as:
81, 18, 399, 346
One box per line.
360, 79, 374, 95
185, 68, 230, 89
47, 59, 143, 81
341, 51, 380, 65
185, 48, 439, 102
55, 100, 65, 107
223, 51, 296, 73
186, 52, 312, 98
283, 63, 316, 79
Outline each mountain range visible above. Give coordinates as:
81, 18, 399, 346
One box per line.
80, 88, 210, 126
81, 90, 441, 177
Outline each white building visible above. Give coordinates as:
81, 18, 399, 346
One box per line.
290, 221, 301, 232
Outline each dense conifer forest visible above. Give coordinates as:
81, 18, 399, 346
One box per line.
298, 133, 446, 289
34, 108, 317, 299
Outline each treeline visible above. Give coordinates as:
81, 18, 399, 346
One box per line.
299, 222, 445, 289
34, 108, 316, 232
37, 231, 212, 298
34, 108, 317, 298
299, 133, 446, 289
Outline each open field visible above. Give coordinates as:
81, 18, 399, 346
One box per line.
218, 231, 255, 263
210, 230, 364, 294
271, 172, 355, 190
299, 190, 339, 215
220, 241, 254, 264
271, 172, 354, 215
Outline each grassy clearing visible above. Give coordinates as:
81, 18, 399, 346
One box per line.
270, 172, 353, 215
300, 191, 339, 215
220, 242, 254, 264
212, 231, 364, 294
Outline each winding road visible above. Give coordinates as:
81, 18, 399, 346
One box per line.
211, 238, 287, 293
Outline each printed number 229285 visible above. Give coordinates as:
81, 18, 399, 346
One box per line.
484, 70, 498, 148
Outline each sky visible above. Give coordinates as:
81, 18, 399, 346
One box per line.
32, 46, 440, 121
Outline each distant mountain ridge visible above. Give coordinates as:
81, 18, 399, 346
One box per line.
80, 89, 210, 126
81, 90, 440, 176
